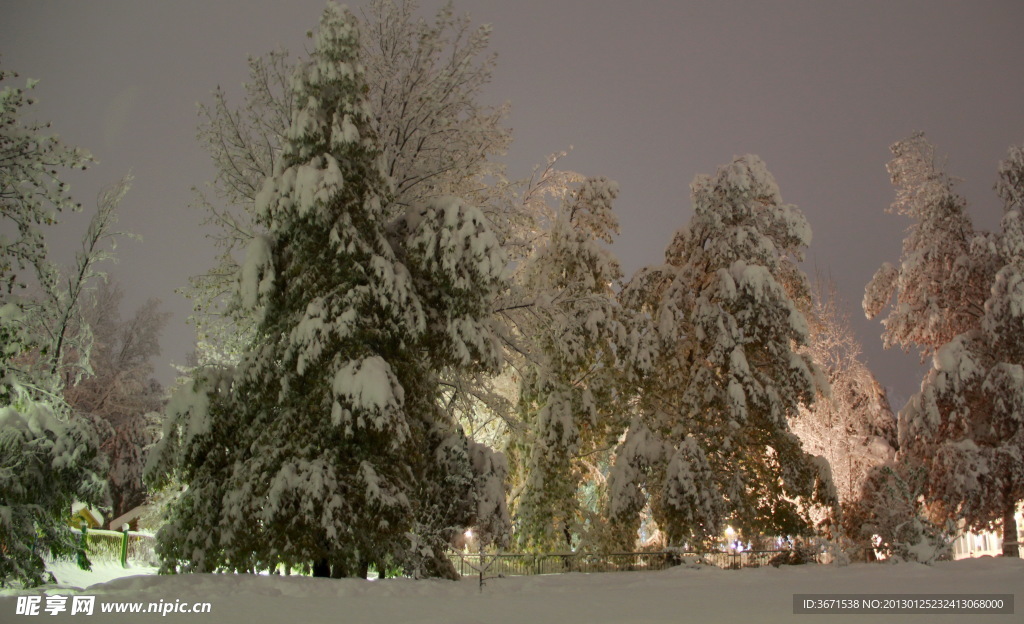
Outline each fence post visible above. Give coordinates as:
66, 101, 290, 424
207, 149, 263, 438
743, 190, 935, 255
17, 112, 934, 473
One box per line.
77, 523, 90, 570
478, 542, 485, 592
120, 524, 130, 568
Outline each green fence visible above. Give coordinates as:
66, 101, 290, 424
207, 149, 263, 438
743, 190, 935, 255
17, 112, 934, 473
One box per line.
70, 528, 157, 567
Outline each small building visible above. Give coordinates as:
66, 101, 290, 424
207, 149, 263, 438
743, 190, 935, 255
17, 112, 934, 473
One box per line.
951, 503, 1024, 559
107, 504, 152, 532
70, 502, 104, 530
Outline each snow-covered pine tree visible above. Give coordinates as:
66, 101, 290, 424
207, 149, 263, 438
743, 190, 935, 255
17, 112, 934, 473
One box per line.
148, 3, 506, 579
0, 68, 107, 587
898, 145, 1024, 558
181, 2, 595, 455
863, 132, 996, 357
508, 177, 626, 551
184, 0, 512, 371
608, 155, 835, 550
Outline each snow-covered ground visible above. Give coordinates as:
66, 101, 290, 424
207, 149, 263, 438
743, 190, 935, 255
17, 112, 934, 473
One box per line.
1, 557, 1020, 623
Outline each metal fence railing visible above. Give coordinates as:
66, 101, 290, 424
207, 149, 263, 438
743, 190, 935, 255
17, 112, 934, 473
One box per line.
448, 549, 808, 577
61, 529, 817, 576
69, 528, 157, 566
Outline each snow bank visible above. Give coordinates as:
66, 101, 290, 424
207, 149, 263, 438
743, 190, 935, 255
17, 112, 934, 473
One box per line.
3, 557, 1019, 623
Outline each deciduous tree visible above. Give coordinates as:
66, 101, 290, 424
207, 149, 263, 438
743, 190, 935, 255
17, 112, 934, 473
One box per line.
0, 67, 107, 587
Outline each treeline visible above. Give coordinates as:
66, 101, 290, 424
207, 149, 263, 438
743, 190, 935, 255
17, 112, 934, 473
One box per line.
2, 1, 1020, 587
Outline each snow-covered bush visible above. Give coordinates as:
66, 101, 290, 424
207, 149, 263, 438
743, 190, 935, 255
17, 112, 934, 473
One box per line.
844, 463, 951, 564
767, 541, 818, 567
0, 402, 106, 586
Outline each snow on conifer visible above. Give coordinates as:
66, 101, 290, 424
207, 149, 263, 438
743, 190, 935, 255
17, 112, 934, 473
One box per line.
608, 155, 835, 550
148, 3, 508, 579
184, 0, 512, 372
508, 177, 627, 551
863, 133, 996, 356
897, 145, 1024, 557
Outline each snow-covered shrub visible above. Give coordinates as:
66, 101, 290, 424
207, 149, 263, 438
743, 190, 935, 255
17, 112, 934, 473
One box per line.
0, 402, 106, 586
767, 540, 818, 567
845, 463, 951, 564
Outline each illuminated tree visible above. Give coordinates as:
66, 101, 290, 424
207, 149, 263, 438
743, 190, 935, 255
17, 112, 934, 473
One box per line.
793, 279, 895, 506
898, 145, 1024, 557
508, 177, 626, 550
608, 155, 835, 549
863, 132, 995, 357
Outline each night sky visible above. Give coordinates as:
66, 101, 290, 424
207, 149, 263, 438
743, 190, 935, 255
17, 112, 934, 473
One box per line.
3, 0, 1023, 410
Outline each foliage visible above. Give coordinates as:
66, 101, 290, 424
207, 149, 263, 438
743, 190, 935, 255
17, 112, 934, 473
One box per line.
607, 155, 835, 550
508, 177, 626, 551
183, 0, 512, 370
148, 3, 508, 580
0, 401, 106, 586
0, 67, 108, 587
178, 0, 626, 554
0, 69, 92, 296
896, 145, 1024, 557
64, 282, 169, 519
792, 278, 896, 506
863, 132, 995, 357
866, 135, 1024, 558
844, 463, 952, 563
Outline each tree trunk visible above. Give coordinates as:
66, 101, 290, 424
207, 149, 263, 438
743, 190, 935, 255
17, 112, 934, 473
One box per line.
1002, 504, 1019, 558
312, 558, 331, 577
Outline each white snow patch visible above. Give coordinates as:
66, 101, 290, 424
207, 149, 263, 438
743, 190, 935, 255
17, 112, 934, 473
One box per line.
331, 356, 404, 428
6, 557, 1020, 624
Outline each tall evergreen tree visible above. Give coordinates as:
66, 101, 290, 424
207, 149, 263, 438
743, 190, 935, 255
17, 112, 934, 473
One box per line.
148, 3, 506, 579
184, 0, 512, 371
608, 155, 835, 549
898, 145, 1024, 557
508, 177, 626, 551
863, 132, 996, 357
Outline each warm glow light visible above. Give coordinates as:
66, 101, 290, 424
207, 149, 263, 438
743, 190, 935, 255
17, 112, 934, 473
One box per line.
465, 529, 474, 540
724, 526, 735, 538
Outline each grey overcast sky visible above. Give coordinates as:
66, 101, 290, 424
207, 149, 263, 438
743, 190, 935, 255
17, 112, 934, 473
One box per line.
3, 0, 1023, 409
